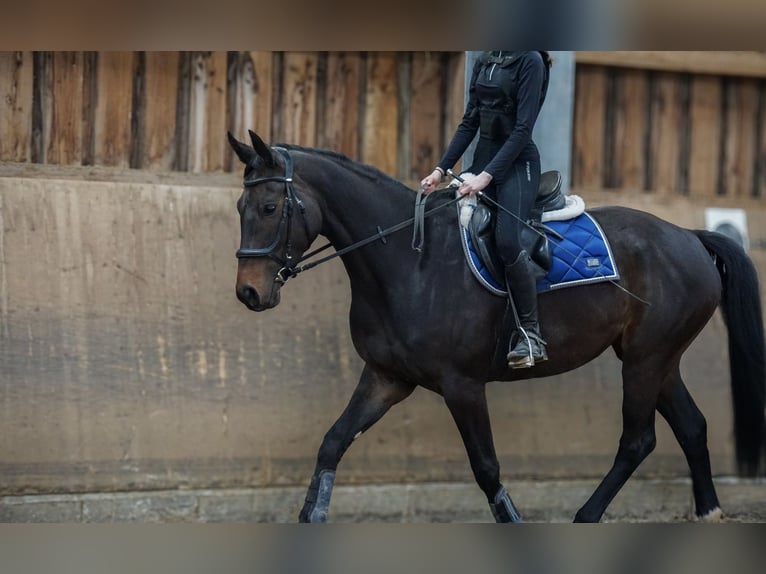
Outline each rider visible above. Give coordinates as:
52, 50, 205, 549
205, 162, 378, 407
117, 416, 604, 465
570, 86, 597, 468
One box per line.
421, 51, 552, 368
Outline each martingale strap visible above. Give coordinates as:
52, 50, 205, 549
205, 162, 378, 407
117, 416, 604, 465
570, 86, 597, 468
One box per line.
411, 187, 429, 252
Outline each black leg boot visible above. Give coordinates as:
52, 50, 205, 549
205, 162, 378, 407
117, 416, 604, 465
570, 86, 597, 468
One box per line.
505, 251, 548, 368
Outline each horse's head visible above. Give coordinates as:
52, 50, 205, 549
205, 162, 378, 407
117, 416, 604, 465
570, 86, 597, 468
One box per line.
228, 130, 321, 311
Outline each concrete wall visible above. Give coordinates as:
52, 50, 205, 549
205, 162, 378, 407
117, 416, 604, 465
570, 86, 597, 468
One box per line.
1, 166, 764, 496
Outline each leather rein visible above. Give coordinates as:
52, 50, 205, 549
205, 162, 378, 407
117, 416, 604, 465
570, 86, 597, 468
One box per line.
235, 147, 460, 284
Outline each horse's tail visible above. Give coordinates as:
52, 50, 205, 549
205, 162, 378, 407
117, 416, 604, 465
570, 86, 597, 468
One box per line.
694, 230, 765, 476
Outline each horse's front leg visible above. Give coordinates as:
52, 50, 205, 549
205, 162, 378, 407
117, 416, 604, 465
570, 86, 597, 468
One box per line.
299, 365, 415, 523
442, 380, 522, 523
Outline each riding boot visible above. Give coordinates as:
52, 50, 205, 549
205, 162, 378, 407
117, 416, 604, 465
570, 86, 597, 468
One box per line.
505, 251, 548, 368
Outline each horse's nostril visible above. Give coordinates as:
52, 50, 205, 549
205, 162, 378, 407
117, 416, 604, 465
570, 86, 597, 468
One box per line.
236, 284, 260, 308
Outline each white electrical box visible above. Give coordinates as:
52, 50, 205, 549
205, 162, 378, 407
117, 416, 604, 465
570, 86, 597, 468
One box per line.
704, 207, 749, 250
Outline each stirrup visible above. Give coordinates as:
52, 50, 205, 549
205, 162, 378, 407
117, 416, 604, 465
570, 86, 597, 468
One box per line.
507, 329, 547, 369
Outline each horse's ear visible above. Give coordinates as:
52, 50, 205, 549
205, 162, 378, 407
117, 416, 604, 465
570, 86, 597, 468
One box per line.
248, 129, 275, 168
227, 131, 256, 165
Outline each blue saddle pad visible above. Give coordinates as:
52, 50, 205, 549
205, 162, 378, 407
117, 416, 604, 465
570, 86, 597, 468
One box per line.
461, 212, 619, 295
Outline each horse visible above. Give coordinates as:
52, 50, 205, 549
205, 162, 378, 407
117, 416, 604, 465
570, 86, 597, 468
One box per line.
227, 130, 765, 523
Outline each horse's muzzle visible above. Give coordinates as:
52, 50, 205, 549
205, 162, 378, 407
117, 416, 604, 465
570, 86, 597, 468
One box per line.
235, 282, 280, 311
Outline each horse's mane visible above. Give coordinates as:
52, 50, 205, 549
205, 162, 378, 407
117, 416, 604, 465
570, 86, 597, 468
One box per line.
277, 143, 417, 196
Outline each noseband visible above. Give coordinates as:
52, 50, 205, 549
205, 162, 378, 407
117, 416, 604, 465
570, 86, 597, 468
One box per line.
235, 147, 308, 283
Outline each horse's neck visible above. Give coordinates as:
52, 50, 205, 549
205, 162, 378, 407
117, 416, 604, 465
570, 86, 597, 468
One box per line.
302, 155, 414, 247
297, 152, 469, 339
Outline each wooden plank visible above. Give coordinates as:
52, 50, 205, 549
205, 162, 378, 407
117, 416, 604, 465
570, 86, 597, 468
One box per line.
760, 86, 766, 199
228, 51, 274, 147
93, 52, 134, 167
205, 52, 228, 172
187, 52, 228, 173
250, 51, 274, 143
320, 52, 360, 158
409, 52, 442, 181
722, 78, 759, 198
47, 52, 84, 165
444, 51, 466, 173
688, 75, 723, 197
648, 72, 683, 195
280, 52, 318, 147
612, 68, 647, 191
187, 52, 206, 172
0, 51, 33, 162
396, 53, 411, 181
577, 51, 766, 79
572, 65, 607, 190
143, 52, 179, 171
362, 52, 398, 175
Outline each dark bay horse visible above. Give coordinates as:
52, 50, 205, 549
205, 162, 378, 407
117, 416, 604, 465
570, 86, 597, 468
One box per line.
228, 130, 765, 523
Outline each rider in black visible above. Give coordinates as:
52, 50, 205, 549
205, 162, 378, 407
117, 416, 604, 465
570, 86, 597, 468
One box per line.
421, 51, 552, 368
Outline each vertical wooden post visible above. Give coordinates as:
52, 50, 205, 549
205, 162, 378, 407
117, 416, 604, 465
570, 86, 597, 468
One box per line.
648, 72, 683, 195
280, 52, 318, 147
722, 78, 759, 198
187, 52, 228, 173
409, 52, 442, 181
688, 75, 723, 198
362, 52, 398, 175
94, 51, 134, 168
320, 52, 361, 159
444, 52, 465, 174
611, 68, 648, 191
47, 52, 84, 165
758, 85, 766, 198
0, 51, 33, 163
143, 52, 179, 171
572, 65, 606, 190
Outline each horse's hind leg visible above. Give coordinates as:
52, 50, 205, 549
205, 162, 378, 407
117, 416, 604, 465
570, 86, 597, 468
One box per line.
442, 380, 522, 522
298, 364, 415, 523
656, 366, 721, 521
574, 361, 661, 523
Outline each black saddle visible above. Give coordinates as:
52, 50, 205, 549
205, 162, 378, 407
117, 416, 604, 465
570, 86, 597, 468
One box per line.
467, 170, 565, 285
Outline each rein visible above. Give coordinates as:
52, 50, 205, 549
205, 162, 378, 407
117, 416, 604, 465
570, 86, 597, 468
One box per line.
236, 147, 461, 284
278, 191, 461, 283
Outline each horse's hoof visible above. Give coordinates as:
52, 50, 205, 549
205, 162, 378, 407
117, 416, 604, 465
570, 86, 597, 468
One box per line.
699, 507, 723, 523
308, 509, 328, 523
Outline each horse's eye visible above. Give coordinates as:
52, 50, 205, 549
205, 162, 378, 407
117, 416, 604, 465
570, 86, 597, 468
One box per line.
263, 203, 277, 216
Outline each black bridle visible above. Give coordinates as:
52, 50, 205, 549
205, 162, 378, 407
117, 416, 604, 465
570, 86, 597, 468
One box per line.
236, 146, 462, 284
235, 147, 312, 282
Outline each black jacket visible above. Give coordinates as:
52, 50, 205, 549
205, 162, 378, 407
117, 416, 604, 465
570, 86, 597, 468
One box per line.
437, 51, 549, 179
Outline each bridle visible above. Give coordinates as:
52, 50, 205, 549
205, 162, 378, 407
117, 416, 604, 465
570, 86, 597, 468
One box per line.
235, 146, 463, 285
235, 146, 312, 283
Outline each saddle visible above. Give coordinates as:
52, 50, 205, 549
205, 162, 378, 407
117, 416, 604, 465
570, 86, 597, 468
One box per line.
467, 171, 565, 283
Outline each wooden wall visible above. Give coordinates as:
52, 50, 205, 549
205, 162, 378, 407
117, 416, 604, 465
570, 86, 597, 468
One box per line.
0, 51, 465, 182
573, 52, 766, 199
3, 51, 765, 201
